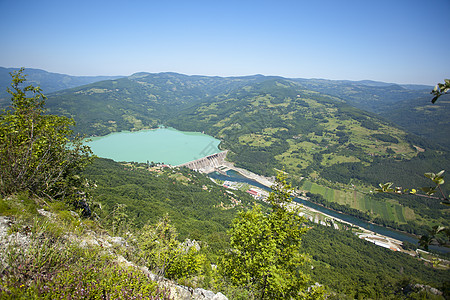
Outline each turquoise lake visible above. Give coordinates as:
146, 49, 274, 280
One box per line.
87, 128, 221, 165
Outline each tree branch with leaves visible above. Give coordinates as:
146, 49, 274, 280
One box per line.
376, 170, 449, 206
431, 79, 450, 103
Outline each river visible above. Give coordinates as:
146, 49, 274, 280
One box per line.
209, 170, 450, 254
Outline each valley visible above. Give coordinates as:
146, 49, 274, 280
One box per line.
1, 68, 449, 299
1, 70, 448, 235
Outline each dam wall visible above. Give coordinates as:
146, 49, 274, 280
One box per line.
177, 151, 228, 173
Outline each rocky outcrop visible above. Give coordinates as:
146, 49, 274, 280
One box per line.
156, 283, 228, 300
115, 255, 228, 300
1, 212, 228, 300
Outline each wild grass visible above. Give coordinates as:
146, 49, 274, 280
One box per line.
0, 194, 171, 299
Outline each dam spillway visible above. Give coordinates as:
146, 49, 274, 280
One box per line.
177, 151, 228, 173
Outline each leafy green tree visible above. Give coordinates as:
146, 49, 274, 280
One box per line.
138, 214, 205, 280
0, 69, 93, 208
219, 172, 324, 299
419, 225, 450, 251
110, 203, 130, 235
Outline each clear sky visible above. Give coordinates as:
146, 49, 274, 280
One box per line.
0, 0, 448, 85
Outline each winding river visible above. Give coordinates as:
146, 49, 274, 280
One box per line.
209, 170, 450, 254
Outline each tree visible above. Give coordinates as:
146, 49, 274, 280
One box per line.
419, 225, 450, 251
219, 172, 324, 299
0, 68, 93, 209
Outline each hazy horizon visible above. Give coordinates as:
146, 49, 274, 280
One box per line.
0, 66, 437, 87
1, 0, 449, 85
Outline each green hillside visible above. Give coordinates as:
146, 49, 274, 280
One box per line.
42, 72, 449, 232
382, 94, 450, 148
44, 73, 273, 136
291, 78, 450, 148
85, 159, 450, 299
3, 68, 447, 148
291, 78, 431, 113
83, 158, 256, 251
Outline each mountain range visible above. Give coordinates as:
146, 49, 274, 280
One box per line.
1, 67, 449, 298
1, 68, 448, 232
0, 67, 123, 101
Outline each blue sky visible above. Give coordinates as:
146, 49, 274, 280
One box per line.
0, 0, 448, 85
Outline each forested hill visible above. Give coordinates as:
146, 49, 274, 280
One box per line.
291, 78, 450, 149
43, 72, 279, 136
382, 93, 450, 148
290, 78, 432, 113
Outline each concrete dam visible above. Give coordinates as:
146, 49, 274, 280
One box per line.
177, 151, 228, 173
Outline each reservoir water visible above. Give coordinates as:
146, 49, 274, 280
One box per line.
87, 127, 221, 165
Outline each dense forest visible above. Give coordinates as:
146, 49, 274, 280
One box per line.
83, 158, 257, 252
301, 225, 450, 299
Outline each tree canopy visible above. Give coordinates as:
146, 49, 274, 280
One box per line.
219, 172, 324, 299
0, 68, 93, 208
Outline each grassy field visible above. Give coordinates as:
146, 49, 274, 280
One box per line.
301, 180, 411, 224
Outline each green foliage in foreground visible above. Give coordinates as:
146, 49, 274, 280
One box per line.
2, 173, 448, 299
0, 195, 170, 300
219, 173, 324, 299
0, 69, 93, 206
138, 214, 206, 280
431, 79, 450, 104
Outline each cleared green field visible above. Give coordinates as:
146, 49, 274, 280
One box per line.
302, 181, 313, 191
395, 205, 406, 223
301, 180, 408, 224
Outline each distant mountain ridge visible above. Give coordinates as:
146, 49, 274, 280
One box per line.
0, 68, 446, 147
290, 78, 432, 113
0, 67, 124, 101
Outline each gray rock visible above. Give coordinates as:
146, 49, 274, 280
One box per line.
212, 292, 228, 300
193, 288, 215, 299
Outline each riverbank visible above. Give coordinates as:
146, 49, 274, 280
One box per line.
209, 163, 418, 254
219, 162, 275, 188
